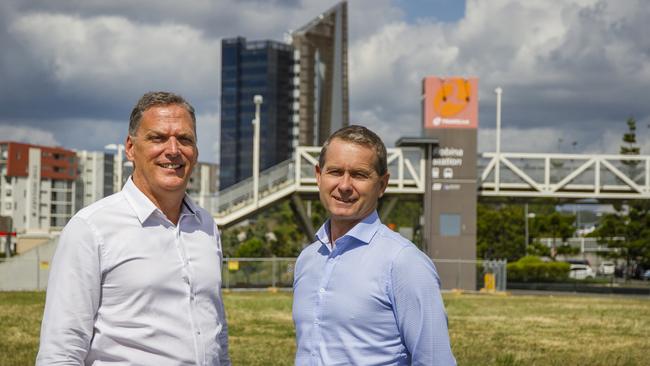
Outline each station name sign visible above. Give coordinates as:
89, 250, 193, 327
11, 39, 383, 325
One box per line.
423, 77, 478, 130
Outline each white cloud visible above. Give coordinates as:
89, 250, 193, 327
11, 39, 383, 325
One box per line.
0, 124, 59, 146
349, 0, 650, 152
196, 112, 220, 164
9, 13, 221, 105
478, 127, 566, 153
2, 0, 650, 161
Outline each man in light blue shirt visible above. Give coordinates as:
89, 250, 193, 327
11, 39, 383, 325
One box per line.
293, 125, 456, 365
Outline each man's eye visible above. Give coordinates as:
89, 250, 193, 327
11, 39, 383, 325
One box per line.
327, 170, 343, 176
179, 137, 195, 145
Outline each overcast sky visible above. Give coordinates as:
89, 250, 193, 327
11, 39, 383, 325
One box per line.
1, 0, 649, 164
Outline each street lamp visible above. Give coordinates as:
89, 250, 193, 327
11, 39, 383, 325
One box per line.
252, 95, 263, 206
104, 143, 124, 193
494, 87, 502, 193
524, 203, 536, 256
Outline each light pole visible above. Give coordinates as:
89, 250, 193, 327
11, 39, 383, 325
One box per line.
524, 203, 535, 256
494, 87, 502, 193
104, 143, 124, 193
252, 95, 263, 206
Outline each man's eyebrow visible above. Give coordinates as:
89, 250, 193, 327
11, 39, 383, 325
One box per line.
350, 168, 374, 175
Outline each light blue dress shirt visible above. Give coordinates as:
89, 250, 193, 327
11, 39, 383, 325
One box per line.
37, 178, 230, 365
293, 211, 456, 366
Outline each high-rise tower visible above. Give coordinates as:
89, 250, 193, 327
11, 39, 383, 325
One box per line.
219, 38, 294, 189
218, 1, 349, 189
291, 1, 349, 146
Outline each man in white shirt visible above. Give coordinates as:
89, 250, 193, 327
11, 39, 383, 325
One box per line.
37, 91, 230, 365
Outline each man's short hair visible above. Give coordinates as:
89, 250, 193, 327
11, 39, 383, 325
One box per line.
319, 125, 388, 176
129, 91, 196, 137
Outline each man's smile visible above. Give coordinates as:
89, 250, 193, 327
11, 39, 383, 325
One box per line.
158, 162, 183, 169
333, 195, 357, 204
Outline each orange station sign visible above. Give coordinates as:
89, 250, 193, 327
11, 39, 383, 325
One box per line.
423, 77, 478, 129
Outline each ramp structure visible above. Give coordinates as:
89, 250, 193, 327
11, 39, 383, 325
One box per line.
209, 147, 650, 229
209, 146, 425, 231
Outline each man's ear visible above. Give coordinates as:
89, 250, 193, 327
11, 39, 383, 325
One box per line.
378, 173, 390, 198
125, 135, 135, 162
315, 164, 322, 187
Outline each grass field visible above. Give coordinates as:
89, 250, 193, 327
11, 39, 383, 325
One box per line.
1, 291, 649, 365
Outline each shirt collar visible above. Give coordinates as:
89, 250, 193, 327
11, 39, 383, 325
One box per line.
315, 210, 381, 250
122, 177, 202, 225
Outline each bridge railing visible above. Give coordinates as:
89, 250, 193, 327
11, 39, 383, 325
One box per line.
479, 152, 650, 198
205, 150, 650, 224
205, 146, 427, 226
207, 159, 295, 217
294, 146, 425, 193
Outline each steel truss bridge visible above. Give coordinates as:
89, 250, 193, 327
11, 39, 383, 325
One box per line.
207, 146, 650, 232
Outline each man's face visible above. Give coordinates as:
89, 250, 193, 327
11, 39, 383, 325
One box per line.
125, 104, 198, 200
316, 138, 389, 231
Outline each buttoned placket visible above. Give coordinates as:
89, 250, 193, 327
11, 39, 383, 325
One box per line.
311, 238, 346, 364
171, 212, 206, 366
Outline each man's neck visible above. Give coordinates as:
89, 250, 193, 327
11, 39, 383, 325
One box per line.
155, 196, 184, 225
131, 178, 185, 225
329, 219, 358, 245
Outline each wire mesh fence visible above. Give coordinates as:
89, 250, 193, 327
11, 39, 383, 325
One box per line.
222, 257, 296, 289
1, 256, 507, 292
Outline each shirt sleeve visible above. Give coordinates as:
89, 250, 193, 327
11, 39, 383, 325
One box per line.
390, 246, 456, 366
36, 216, 102, 365
214, 222, 231, 366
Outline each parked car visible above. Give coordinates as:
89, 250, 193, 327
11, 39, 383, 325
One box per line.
598, 262, 615, 276
566, 259, 591, 266
569, 264, 595, 280
643, 269, 650, 281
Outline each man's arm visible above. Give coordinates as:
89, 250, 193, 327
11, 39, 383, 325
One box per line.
390, 246, 456, 366
214, 224, 231, 366
36, 217, 102, 365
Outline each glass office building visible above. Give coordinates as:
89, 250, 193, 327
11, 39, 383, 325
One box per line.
220, 38, 295, 189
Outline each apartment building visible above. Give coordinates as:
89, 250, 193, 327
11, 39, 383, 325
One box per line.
0, 142, 78, 233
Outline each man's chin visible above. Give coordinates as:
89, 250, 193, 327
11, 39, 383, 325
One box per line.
156, 177, 189, 192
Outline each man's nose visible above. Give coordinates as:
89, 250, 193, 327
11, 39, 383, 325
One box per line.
338, 173, 352, 191
166, 137, 180, 155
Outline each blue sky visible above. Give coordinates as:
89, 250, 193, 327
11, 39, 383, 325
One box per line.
1, 0, 649, 164
395, 0, 465, 22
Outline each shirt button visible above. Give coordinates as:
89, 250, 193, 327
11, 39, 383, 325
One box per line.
319, 288, 325, 293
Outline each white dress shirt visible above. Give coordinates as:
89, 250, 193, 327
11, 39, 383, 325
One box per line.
37, 178, 230, 365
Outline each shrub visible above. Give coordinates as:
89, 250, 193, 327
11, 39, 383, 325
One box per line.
507, 256, 570, 282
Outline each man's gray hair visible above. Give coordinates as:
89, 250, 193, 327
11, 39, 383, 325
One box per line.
319, 125, 388, 176
129, 91, 196, 137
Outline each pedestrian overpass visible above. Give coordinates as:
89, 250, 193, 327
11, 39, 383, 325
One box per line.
208, 146, 650, 232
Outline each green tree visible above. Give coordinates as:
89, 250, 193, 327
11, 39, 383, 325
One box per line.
535, 212, 576, 258
621, 116, 641, 177
477, 203, 526, 261
593, 116, 650, 276
221, 200, 309, 258
477, 201, 576, 261
234, 237, 269, 257
595, 203, 650, 276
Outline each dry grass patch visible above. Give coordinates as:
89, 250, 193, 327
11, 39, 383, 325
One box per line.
1, 291, 648, 365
